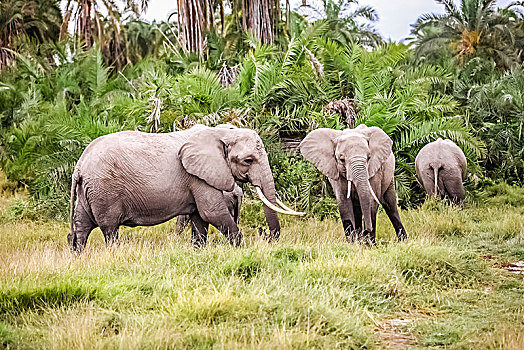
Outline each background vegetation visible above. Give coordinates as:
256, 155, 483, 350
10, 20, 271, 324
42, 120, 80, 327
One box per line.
1, 0, 524, 218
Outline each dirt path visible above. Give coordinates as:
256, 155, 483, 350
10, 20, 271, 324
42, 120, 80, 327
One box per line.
376, 317, 416, 349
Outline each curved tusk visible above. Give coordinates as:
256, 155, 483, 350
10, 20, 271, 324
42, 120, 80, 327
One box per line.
276, 198, 306, 216
255, 187, 303, 216
368, 181, 380, 205
347, 180, 352, 199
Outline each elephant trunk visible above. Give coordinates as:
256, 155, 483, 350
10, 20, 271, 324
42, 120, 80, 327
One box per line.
348, 157, 374, 233
250, 160, 281, 241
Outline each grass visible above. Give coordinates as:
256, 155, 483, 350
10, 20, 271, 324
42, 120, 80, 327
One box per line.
0, 178, 524, 349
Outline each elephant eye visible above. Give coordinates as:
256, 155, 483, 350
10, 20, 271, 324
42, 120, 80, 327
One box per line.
244, 158, 254, 165
339, 157, 345, 163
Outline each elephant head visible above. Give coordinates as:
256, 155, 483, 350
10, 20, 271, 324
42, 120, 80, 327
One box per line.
179, 125, 303, 241
300, 124, 392, 234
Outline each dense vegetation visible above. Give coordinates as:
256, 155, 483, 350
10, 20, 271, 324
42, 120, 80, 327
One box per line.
2, 0, 523, 219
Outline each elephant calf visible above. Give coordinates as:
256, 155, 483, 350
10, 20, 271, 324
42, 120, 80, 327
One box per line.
300, 124, 407, 244
176, 182, 243, 244
69, 125, 303, 252
415, 138, 467, 205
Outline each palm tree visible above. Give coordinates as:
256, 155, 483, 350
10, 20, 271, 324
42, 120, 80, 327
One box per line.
499, 1, 524, 62
124, 20, 169, 63
176, 0, 205, 58
61, 0, 149, 68
0, 0, 62, 69
412, 0, 522, 68
300, 0, 382, 47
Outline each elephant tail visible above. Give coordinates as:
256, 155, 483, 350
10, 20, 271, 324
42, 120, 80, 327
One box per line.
433, 166, 439, 195
70, 168, 80, 236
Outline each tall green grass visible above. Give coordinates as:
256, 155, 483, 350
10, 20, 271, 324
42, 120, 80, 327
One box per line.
1, 182, 524, 348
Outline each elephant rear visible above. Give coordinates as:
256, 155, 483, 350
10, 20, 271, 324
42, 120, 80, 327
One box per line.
69, 131, 194, 251
415, 139, 467, 204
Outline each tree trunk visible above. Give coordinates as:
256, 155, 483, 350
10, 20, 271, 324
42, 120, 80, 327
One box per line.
285, 0, 290, 35
177, 0, 207, 58
77, 0, 94, 49
219, 0, 225, 35
241, 0, 274, 44
203, 0, 214, 32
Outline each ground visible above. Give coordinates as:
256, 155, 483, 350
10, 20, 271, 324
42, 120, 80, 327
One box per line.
0, 180, 524, 349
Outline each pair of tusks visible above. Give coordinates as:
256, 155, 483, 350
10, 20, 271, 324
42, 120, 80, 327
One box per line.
255, 187, 306, 216
347, 180, 380, 205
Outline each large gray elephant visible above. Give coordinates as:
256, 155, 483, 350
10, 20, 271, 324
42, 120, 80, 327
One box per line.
300, 124, 407, 244
69, 124, 302, 252
415, 138, 467, 205
176, 182, 243, 240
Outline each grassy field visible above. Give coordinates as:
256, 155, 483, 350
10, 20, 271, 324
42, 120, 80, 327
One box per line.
1, 180, 524, 349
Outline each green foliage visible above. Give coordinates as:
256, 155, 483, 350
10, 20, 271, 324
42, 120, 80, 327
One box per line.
412, 0, 523, 69
458, 62, 524, 182
1, 2, 523, 217
0, 283, 98, 314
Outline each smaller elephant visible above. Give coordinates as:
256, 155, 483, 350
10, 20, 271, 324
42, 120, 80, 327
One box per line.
176, 183, 244, 243
415, 138, 467, 205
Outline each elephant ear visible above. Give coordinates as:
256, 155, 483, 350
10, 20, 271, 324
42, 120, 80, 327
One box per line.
358, 125, 393, 179
179, 128, 236, 192
299, 128, 342, 179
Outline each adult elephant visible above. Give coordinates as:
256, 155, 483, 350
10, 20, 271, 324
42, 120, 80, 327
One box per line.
415, 138, 467, 205
69, 124, 303, 252
300, 124, 407, 244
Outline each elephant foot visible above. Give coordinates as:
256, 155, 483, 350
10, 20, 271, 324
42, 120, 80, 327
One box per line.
67, 232, 76, 251
258, 228, 280, 243
345, 231, 358, 243
191, 240, 207, 249
359, 230, 376, 246
104, 234, 120, 249
396, 228, 407, 242
343, 220, 358, 242
227, 231, 242, 247
68, 232, 86, 255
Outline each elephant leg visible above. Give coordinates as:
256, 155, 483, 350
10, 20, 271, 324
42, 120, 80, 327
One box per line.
212, 215, 240, 246
369, 204, 378, 245
420, 166, 437, 198
100, 225, 119, 248
351, 200, 363, 242
361, 203, 378, 245
342, 219, 355, 242
232, 197, 241, 224
210, 208, 240, 246
382, 182, 407, 242
442, 168, 465, 205
329, 179, 357, 242
194, 189, 242, 247
190, 212, 209, 248
69, 201, 96, 253
176, 215, 191, 235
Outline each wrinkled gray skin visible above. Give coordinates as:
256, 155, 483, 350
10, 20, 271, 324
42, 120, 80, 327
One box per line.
300, 124, 407, 244
176, 182, 243, 241
415, 138, 467, 205
69, 125, 281, 252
